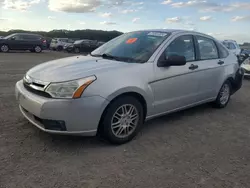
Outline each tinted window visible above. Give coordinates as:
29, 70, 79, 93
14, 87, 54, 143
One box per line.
22, 35, 41, 40
229, 43, 236, 49
217, 42, 229, 58
197, 36, 219, 60
164, 35, 195, 62
13, 35, 24, 40
81, 41, 91, 45
68, 39, 74, 43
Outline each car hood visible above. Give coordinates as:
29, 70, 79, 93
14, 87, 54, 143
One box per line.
26, 55, 130, 82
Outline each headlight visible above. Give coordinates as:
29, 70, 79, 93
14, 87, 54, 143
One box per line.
45, 76, 96, 99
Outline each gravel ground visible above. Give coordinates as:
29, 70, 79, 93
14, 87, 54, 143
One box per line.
0, 51, 250, 188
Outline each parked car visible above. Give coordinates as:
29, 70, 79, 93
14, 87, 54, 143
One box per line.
97, 41, 106, 47
0, 33, 47, 53
50, 38, 75, 51
65, 39, 100, 53
15, 29, 243, 144
222, 40, 241, 56
44, 37, 52, 49
240, 49, 250, 77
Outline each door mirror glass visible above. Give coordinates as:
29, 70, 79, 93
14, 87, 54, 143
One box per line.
158, 55, 186, 67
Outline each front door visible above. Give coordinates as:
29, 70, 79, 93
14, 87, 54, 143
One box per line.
8, 34, 28, 50
151, 35, 202, 115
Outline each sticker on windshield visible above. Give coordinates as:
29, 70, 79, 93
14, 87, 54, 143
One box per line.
126, 38, 138, 44
147, 32, 168, 37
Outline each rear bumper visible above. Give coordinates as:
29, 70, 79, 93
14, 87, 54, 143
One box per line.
231, 68, 244, 94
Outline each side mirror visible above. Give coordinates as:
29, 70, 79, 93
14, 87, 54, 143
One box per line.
158, 55, 186, 67
10, 37, 15, 40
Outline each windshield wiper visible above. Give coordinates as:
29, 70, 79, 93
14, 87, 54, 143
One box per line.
101, 53, 116, 60
90, 53, 143, 63
90, 53, 118, 60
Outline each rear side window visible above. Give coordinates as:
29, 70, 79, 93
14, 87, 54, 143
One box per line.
217, 42, 229, 58
196, 36, 219, 60
229, 43, 236, 49
22, 35, 41, 40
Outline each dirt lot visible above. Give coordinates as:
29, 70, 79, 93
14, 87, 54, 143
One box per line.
1, 51, 250, 188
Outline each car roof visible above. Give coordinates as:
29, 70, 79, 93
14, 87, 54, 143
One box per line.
13, 33, 41, 36
222, 39, 237, 43
132, 29, 215, 39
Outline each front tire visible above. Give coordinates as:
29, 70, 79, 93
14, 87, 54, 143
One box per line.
101, 96, 144, 145
213, 80, 232, 108
0, 44, 9, 52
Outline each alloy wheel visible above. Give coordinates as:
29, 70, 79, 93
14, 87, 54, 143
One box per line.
35, 46, 42, 53
1, 45, 9, 52
219, 83, 230, 105
111, 104, 139, 139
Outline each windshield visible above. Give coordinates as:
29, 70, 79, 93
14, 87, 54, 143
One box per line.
3, 34, 15, 39
91, 31, 170, 63
74, 40, 84, 44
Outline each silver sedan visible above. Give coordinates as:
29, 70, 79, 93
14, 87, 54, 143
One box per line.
15, 29, 243, 144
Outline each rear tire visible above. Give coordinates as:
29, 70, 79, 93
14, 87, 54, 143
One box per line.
0, 44, 9, 52
213, 80, 232, 108
34, 46, 42, 53
100, 96, 144, 145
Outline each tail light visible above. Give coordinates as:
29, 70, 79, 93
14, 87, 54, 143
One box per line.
42, 39, 47, 43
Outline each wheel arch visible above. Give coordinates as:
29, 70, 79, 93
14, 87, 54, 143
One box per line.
220, 76, 238, 95
97, 90, 149, 134
0, 43, 9, 50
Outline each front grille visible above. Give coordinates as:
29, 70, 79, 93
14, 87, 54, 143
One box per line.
23, 83, 52, 98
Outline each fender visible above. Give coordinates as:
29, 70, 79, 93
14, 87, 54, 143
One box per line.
106, 86, 155, 116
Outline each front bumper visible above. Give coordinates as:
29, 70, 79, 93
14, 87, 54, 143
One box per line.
15, 80, 109, 136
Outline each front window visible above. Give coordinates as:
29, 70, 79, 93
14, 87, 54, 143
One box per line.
91, 31, 170, 63
3, 34, 16, 39
164, 35, 195, 62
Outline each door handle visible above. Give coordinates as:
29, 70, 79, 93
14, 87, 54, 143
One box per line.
189, 64, 199, 70
218, 60, 224, 65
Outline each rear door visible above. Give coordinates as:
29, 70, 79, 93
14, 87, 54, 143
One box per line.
193, 35, 226, 100
22, 35, 41, 50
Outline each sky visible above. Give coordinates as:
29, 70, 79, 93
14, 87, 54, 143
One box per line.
0, 0, 250, 43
